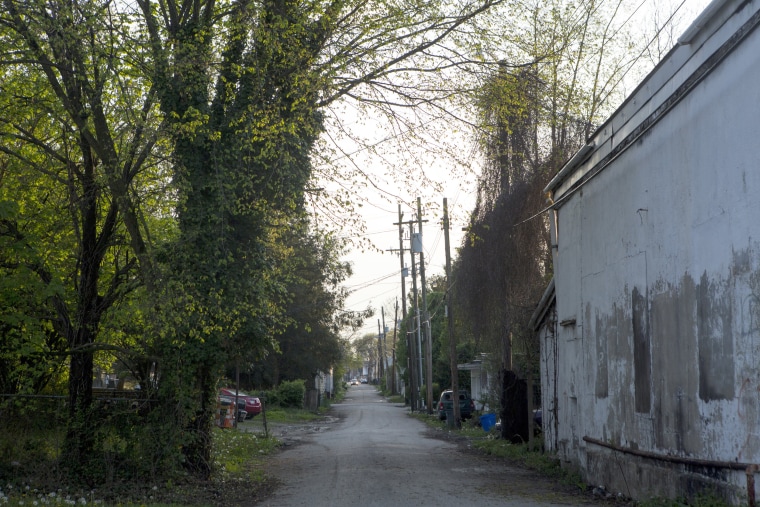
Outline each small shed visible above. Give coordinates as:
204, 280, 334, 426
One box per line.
458, 354, 493, 411
530, 279, 557, 452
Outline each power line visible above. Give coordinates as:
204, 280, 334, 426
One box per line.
337, 227, 398, 240
345, 270, 399, 292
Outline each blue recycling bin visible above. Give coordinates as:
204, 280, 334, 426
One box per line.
480, 413, 496, 431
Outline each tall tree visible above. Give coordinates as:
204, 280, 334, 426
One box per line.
0, 2, 160, 472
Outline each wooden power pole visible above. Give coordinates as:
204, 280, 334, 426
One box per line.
410, 221, 422, 411
417, 198, 433, 414
394, 205, 415, 410
443, 198, 461, 426
391, 299, 398, 394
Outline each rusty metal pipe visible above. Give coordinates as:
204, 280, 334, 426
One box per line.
584, 436, 760, 504
747, 464, 758, 507
584, 436, 752, 469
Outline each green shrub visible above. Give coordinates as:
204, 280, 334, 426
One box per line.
262, 389, 279, 407
275, 380, 305, 409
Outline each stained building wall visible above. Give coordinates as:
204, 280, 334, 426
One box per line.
545, 0, 760, 502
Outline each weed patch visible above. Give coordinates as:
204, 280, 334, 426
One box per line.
0, 414, 293, 506
636, 493, 730, 507
263, 407, 322, 423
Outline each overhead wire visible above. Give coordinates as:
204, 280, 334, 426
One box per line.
345, 270, 400, 292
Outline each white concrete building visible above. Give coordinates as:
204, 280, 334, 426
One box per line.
458, 354, 494, 411
542, 0, 760, 503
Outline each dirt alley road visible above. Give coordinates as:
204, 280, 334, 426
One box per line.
254, 385, 611, 507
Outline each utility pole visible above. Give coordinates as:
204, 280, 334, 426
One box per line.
410, 221, 423, 411
417, 197, 433, 414
391, 299, 398, 394
393, 205, 415, 410
377, 318, 383, 380
443, 198, 461, 426
381, 306, 388, 384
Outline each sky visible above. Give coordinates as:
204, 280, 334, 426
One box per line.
324, 0, 714, 341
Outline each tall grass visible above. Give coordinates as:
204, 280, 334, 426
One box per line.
0, 401, 283, 506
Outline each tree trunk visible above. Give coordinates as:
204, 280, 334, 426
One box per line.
499, 369, 529, 444
64, 330, 96, 477
62, 144, 116, 476
182, 366, 214, 479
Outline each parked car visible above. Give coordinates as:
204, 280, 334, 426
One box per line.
436, 390, 475, 420
360, 377, 368, 384
219, 388, 262, 419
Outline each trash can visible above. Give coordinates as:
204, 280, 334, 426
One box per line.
217, 398, 236, 428
480, 413, 496, 431
445, 409, 457, 428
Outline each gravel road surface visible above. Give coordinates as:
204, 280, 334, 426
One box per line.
255, 385, 605, 507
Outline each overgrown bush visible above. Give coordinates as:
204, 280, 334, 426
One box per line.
0, 395, 189, 489
276, 380, 305, 409
262, 388, 279, 407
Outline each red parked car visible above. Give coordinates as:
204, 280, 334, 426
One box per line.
219, 388, 262, 419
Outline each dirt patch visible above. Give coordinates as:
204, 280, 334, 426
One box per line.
238, 403, 633, 507
240, 414, 341, 447
422, 424, 634, 506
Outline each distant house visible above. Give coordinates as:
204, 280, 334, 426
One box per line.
541, 0, 760, 503
315, 370, 332, 398
305, 370, 331, 411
